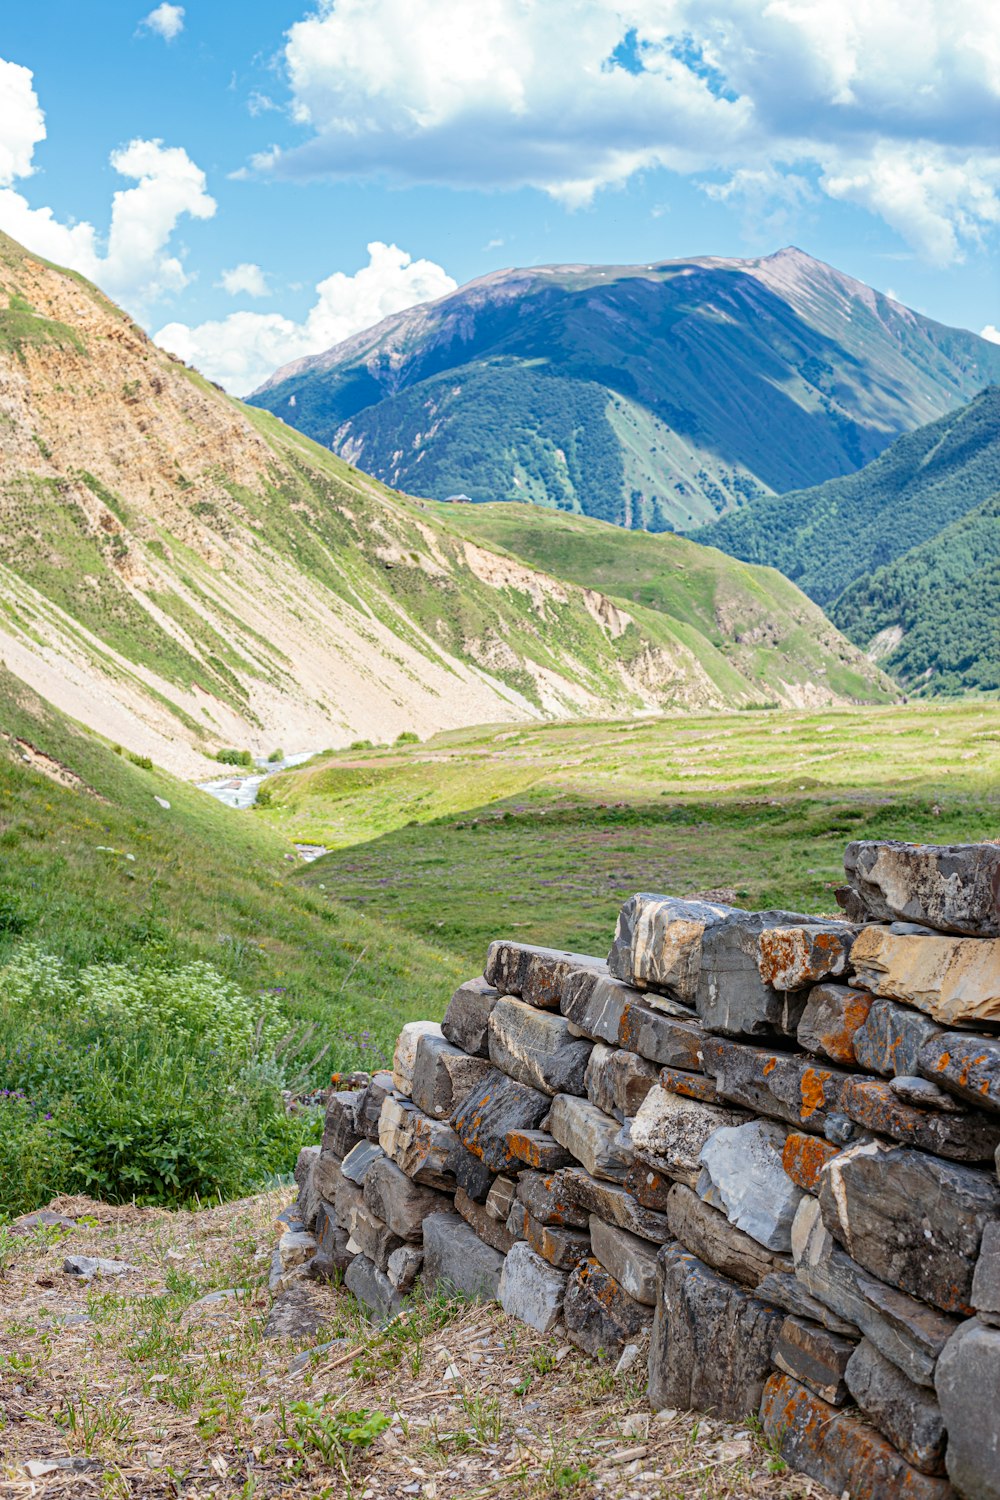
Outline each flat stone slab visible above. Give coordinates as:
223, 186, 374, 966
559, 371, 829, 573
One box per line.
563, 1167, 671, 1243
845, 1339, 946, 1475
340, 1140, 385, 1185
264, 1281, 337, 1339
441, 977, 500, 1057
695, 909, 820, 1039
63, 1256, 138, 1280
757, 924, 856, 991
499, 1241, 568, 1333
631, 1085, 749, 1185
852, 996, 942, 1077
451, 1069, 549, 1173
410, 1032, 493, 1120
392, 1021, 444, 1095
511, 1205, 591, 1271
657, 1066, 720, 1104
817, 1139, 1000, 1314
363, 1156, 452, 1240
563, 1256, 652, 1361
698, 1118, 803, 1251
839, 1074, 1000, 1161
608, 893, 734, 1000
322, 1089, 363, 1159
851, 923, 1000, 1025
666, 1183, 790, 1289
548, 1094, 632, 1182
935, 1317, 1000, 1500
344, 1254, 404, 1324
379, 1093, 463, 1190
346, 1203, 404, 1271
890, 1074, 964, 1112
561, 969, 702, 1067
797, 983, 872, 1065
9, 1210, 78, 1235
421, 1213, 505, 1302
455, 1187, 516, 1255
781, 1132, 841, 1193
505, 1128, 573, 1171
760, 1373, 954, 1500
842, 839, 1000, 938
754, 1270, 860, 1336
584, 1042, 658, 1120
485, 940, 606, 1009
516, 1170, 589, 1228
920, 1031, 1000, 1114
589, 1216, 659, 1305
701, 1036, 849, 1130
648, 1244, 784, 1420
772, 1315, 856, 1405
624, 1160, 674, 1212
487, 998, 592, 1095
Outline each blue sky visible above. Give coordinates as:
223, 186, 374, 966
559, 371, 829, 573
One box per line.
2, 1, 998, 393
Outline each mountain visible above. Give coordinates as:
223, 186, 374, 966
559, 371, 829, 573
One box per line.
698, 388, 1000, 693
0, 234, 892, 775
248, 248, 1000, 532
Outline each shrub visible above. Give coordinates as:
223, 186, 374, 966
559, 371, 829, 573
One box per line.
349, 739, 373, 751
216, 748, 253, 767
255, 782, 274, 808
394, 731, 419, 746
128, 753, 153, 771
267, 748, 285, 763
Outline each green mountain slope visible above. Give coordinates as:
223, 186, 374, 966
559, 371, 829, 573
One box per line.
249, 248, 1000, 531
0, 231, 892, 770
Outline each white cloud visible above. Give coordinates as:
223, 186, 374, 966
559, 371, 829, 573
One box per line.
982, 324, 1000, 343
256, 0, 1000, 265
141, 4, 185, 42
154, 241, 457, 395
219, 262, 270, 297
0, 58, 214, 306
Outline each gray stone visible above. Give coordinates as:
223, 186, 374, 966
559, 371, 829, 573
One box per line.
455, 1187, 516, 1255
839, 1074, 1000, 1161
797, 983, 873, 1066
392, 1021, 443, 1095
562, 1167, 671, 1243
563, 1257, 652, 1361
451, 1141, 495, 1203
441, 977, 500, 1057
630, 1084, 749, 1185
666, 1184, 791, 1289
379, 1093, 463, 1190
310, 1153, 342, 1209
264, 1281, 335, 1339
321, 1090, 363, 1159
516, 1170, 589, 1228
9, 1210, 77, 1235
920, 1031, 1000, 1114
548, 1094, 632, 1181
487, 998, 593, 1095
818, 1138, 1000, 1313
589, 1217, 659, 1305
485, 940, 606, 1009
972, 1219, 1000, 1325
344, 1254, 404, 1324
421, 1212, 505, 1301
936, 1318, 1000, 1499
504, 1128, 573, 1171
511, 1205, 591, 1270
853, 996, 943, 1077
757, 923, 857, 991
695, 909, 820, 1039
648, 1243, 784, 1419
410, 1032, 493, 1119
386, 1245, 423, 1292
754, 1271, 860, 1336
485, 1175, 517, 1221
624, 1160, 674, 1211
294, 1144, 323, 1230
560, 968, 702, 1066
698, 1119, 804, 1251
842, 839, 1000, 938
346, 1202, 404, 1271
772, 1315, 856, 1405
792, 1195, 959, 1386
700, 1036, 849, 1130
499, 1241, 568, 1332
584, 1043, 658, 1121
354, 1072, 395, 1142
845, 1339, 946, 1475
362, 1156, 452, 1241
278, 1228, 319, 1272
312, 1206, 354, 1279
890, 1074, 964, 1112
451, 1069, 549, 1173
340, 1140, 385, 1185
334, 1173, 363, 1232
608, 893, 734, 999
63, 1255, 138, 1280
657, 1066, 722, 1104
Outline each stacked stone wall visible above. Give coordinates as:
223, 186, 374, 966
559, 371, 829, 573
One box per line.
287, 840, 1000, 1499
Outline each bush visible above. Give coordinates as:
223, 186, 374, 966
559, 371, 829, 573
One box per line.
216, 748, 253, 767
267, 748, 285, 763
349, 739, 373, 751
394, 731, 419, 746
128, 753, 153, 771
255, 782, 274, 808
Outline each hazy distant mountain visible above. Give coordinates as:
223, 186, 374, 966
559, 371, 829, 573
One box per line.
249, 248, 1000, 531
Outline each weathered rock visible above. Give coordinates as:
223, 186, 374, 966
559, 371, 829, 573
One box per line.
920, 1031, 1000, 1114
346, 1203, 400, 1271
757, 924, 856, 991
278, 1227, 320, 1273
584, 1043, 658, 1120
451, 1069, 549, 1173
840, 1074, 1000, 1161
410, 1032, 493, 1120
334, 1174, 364, 1233
315, 1203, 355, 1274
695, 909, 821, 1039
498, 1242, 568, 1333
657, 1066, 720, 1104
772, 1315, 856, 1405
9, 1209, 77, 1235
487, 998, 593, 1095
485, 940, 606, 1009
363, 1156, 452, 1241
972, 1219, 1000, 1325
781, 1132, 841, 1193
344, 1254, 403, 1324
485, 1175, 517, 1221
842, 839, 1000, 938
792, 1195, 959, 1385
548, 1094, 632, 1182
845, 1340, 946, 1475
311, 1153, 343, 1209
666, 1184, 791, 1289
421, 1213, 505, 1301
563, 1257, 652, 1361
386, 1244, 423, 1293
608, 893, 733, 999
504, 1128, 573, 1170
754, 1271, 860, 1336
516, 1170, 589, 1228
698, 1119, 803, 1251
818, 1139, 1000, 1313
354, 1072, 396, 1142
293, 1145, 322, 1230
760, 1374, 954, 1500
451, 1142, 495, 1203
64, 1255, 139, 1281
340, 1140, 385, 1185
853, 996, 943, 1077
455, 1187, 516, 1255
851, 923, 1000, 1025
589, 1217, 659, 1304
392, 1021, 444, 1095
321, 1090, 363, 1159
379, 1094, 462, 1190
701, 1036, 848, 1130
624, 1161, 674, 1212
563, 1168, 671, 1243
797, 983, 872, 1065
631, 1085, 749, 1186
510, 1204, 591, 1270
561, 970, 702, 1066
936, 1317, 1000, 1500
890, 1073, 964, 1112
441, 977, 500, 1057
648, 1243, 784, 1419
264, 1281, 334, 1339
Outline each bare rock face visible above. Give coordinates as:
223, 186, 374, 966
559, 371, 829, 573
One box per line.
935, 1318, 1000, 1500
563, 1257, 652, 1361
499, 1241, 568, 1332
547, 1094, 633, 1182
845, 1340, 947, 1475
441, 977, 500, 1057
421, 1213, 505, 1301
697, 1119, 804, 1251
648, 1244, 785, 1420
842, 840, 1000, 937
487, 998, 593, 1096
797, 983, 872, 1065
608, 894, 734, 999
665, 1183, 791, 1289
772, 1315, 857, 1405
757, 924, 856, 991
630, 1085, 750, 1185
584, 1042, 659, 1120
485, 941, 607, 1009
451, 1069, 549, 1173
410, 1032, 494, 1119
817, 1139, 1000, 1314
850, 924, 1000, 1025
919, 1032, 1000, 1114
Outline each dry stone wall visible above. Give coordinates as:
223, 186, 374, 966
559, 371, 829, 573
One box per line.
285, 840, 1000, 1500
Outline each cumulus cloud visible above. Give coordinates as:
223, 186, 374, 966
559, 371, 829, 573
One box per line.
141, 4, 185, 41
982, 325, 1000, 344
0, 58, 214, 305
154, 241, 457, 395
256, 0, 1000, 264
219, 262, 270, 297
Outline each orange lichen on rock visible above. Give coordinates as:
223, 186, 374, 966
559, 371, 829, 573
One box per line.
782, 1132, 840, 1192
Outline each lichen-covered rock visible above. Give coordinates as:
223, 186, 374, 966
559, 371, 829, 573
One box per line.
665, 1183, 791, 1288
485, 940, 606, 1009
421, 1213, 505, 1301
698, 1119, 804, 1251
935, 1317, 1000, 1500
781, 1132, 841, 1193
845, 1340, 946, 1475
701, 1036, 849, 1130
608, 894, 733, 999
379, 1094, 462, 1190
630, 1084, 749, 1185
588, 1216, 659, 1305
451, 1069, 549, 1174
509, 1204, 591, 1270
657, 1067, 720, 1104
504, 1128, 573, 1171
548, 1094, 632, 1182
563, 1257, 651, 1361
852, 996, 943, 1077
562, 1168, 671, 1243
516, 1170, 589, 1229
410, 1032, 493, 1119
392, 1021, 444, 1095
851, 924, 1000, 1025
757, 924, 856, 991
441, 977, 500, 1057
695, 909, 820, 1038
797, 983, 872, 1065
772, 1315, 856, 1405
487, 997, 593, 1095
919, 1032, 1000, 1114
839, 1074, 1000, 1161
499, 1242, 568, 1333
841, 840, 1000, 938
561, 969, 702, 1065
584, 1042, 658, 1120
455, 1187, 516, 1255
